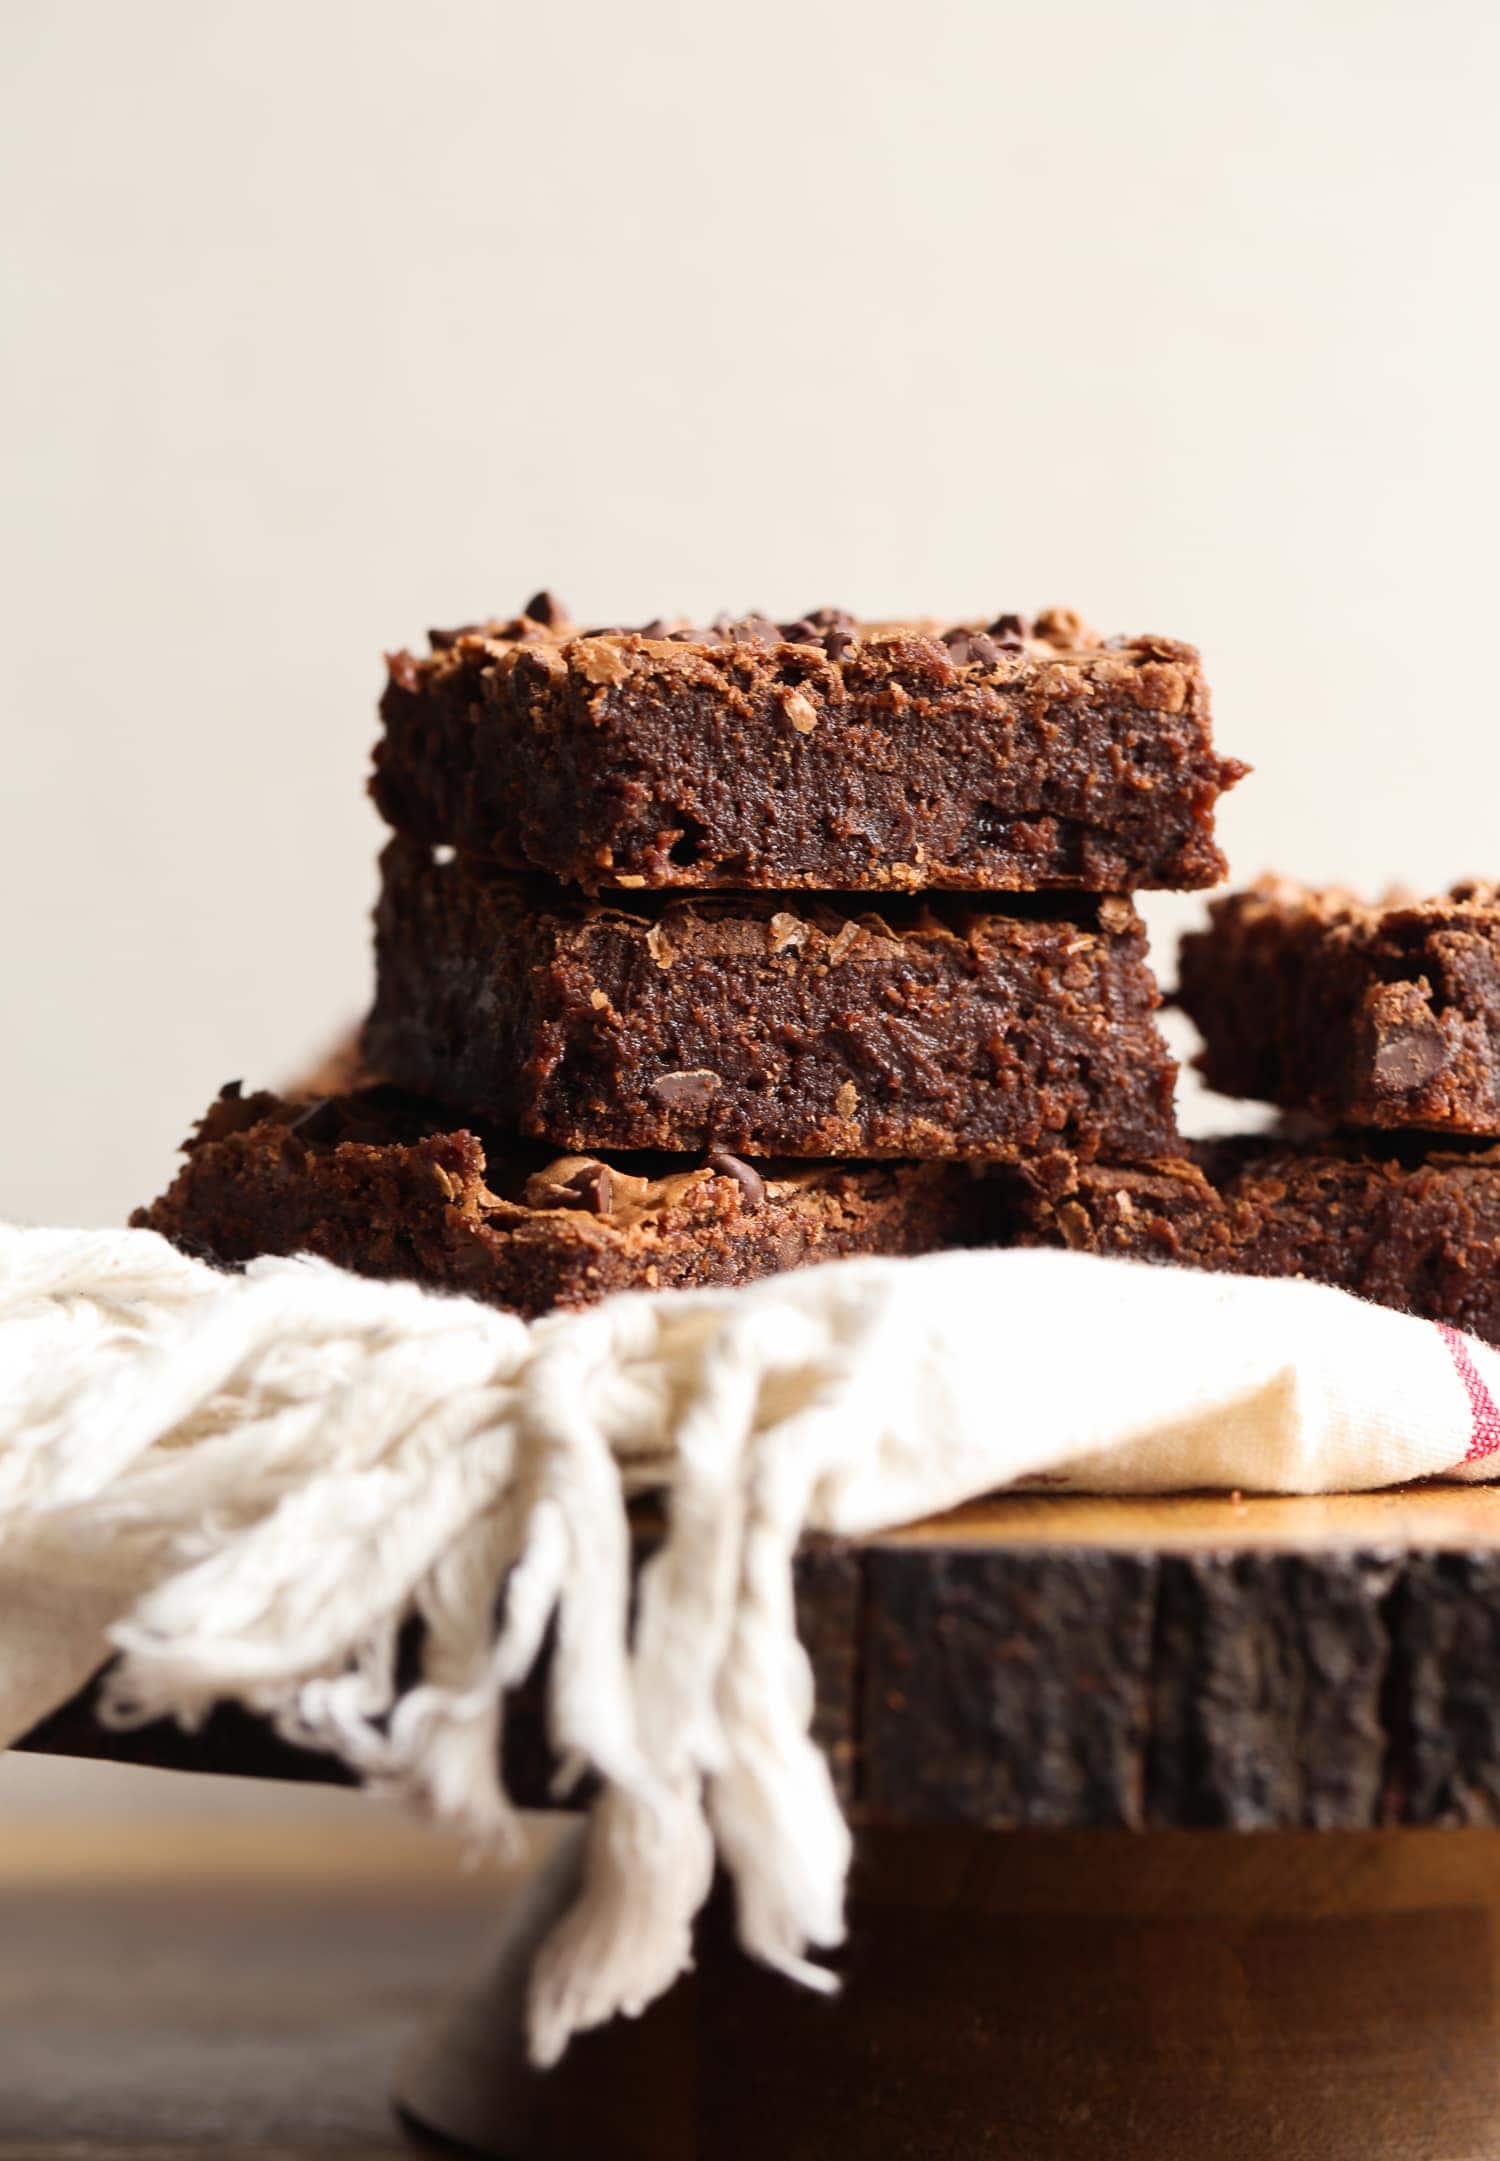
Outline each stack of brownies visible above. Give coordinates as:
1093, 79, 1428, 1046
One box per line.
136, 595, 1242, 1312
1006, 877, 1500, 1346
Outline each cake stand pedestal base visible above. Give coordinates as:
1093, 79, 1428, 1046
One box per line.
395, 1819, 1500, 2160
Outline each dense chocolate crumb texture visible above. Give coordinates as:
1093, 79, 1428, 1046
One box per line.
1180, 876, 1500, 1134
372, 591, 1246, 894
131, 1084, 986, 1320
363, 840, 1180, 1163
998, 1130, 1500, 1348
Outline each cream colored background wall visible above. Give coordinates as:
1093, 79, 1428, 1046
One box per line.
5, 0, 1499, 1229
0, 0, 1496, 1812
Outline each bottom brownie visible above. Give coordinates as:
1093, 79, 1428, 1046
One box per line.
132, 1085, 984, 1319
996, 1135, 1500, 1346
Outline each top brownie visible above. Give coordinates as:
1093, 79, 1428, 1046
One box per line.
1180, 877, 1500, 1133
371, 592, 1244, 894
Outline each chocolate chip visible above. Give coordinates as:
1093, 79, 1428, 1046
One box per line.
638, 618, 669, 639
287, 1098, 343, 1145
528, 1161, 615, 1214
987, 612, 1031, 649
945, 628, 1003, 668
652, 1070, 720, 1109
1373, 1025, 1449, 1093
221, 1079, 243, 1101
724, 615, 782, 647
561, 1162, 614, 1214
522, 590, 566, 627
707, 1150, 765, 1211
779, 608, 856, 657
428, 624, 480, 652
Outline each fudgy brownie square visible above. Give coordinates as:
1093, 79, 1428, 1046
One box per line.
362, 841, 1180, 1163
1180, 878, 1500, 1133
371, 594, 1244, 895
996, 1133, 1500, 1346
132, 1085, 986, 1319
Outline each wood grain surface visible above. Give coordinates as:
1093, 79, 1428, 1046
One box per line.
26, 1485, 1500, 1833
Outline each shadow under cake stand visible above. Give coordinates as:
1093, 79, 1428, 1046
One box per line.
23, 1484, 1500, 2159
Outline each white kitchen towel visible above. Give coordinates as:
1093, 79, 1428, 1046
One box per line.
2, 1221, 1498, 2060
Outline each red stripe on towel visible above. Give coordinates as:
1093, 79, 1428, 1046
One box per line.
1438, 1323, 1500, 1462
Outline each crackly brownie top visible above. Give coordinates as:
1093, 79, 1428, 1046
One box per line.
385, 588, 1202, 700
1204, 875, 1500, 941
191, 1083, 879, 1228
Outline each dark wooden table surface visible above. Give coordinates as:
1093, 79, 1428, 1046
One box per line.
0, 1808, 532, 2159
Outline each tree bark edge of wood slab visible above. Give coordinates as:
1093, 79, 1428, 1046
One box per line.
22, 1487, 1500, 1832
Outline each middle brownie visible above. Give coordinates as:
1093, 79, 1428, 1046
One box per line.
364, 839, 1179, 1161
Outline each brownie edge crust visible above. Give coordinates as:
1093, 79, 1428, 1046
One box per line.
131, 1086, 986, 1320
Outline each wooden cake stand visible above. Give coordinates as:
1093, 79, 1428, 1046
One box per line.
23, 1484, 1500, 2159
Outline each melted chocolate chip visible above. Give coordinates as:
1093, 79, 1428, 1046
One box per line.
526, 1160, 615, 1214
707, 1150, 766, 1211
523, 590, 566, 627
222, 1079, 243, 1101
822, 626, 855, 662
987, 612, 1031, 649
1372, 1025, 1449, 1093
560, 1162, 614, 1214
637, 618, 669, 639
652, 1070, 720, 1109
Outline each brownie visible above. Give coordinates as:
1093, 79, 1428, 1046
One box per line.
1180, 877, 1500, 1133
997, 1133, 1500, 1346
131, 1085, 985, 1320
362, 840, 1180, 1163
371, 595, 1245, 894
